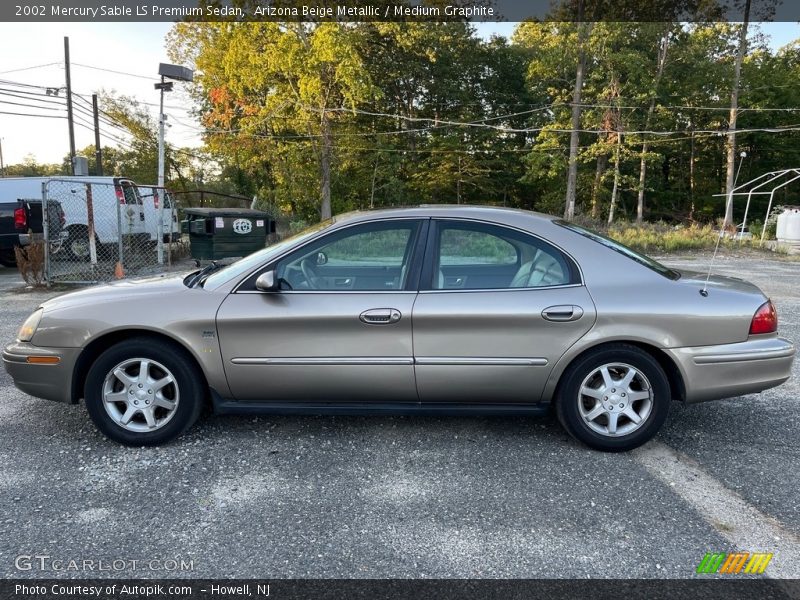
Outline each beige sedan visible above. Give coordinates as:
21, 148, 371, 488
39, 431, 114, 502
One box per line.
3, 207, 795, 451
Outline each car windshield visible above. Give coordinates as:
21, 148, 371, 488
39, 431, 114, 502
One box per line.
556, 221, 680, 280
200, 219, 335, 289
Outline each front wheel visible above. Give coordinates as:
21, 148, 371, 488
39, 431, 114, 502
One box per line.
84, 338, 205, 446
555, 344, 671, 452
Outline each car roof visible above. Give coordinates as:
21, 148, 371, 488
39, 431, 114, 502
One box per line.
331, 205, 558, 225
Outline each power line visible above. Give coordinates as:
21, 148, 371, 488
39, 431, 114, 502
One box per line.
0, 88, 66, 107
74, 91, 187, 112
71, 62, 159, 81
72, 100, 132, 138
0, 87, 66, 102
0, 62, 61, 75
0, 98, 65, 112
0, 109, 65, 119
73, 118, 137, 152
0, 78, 61, 91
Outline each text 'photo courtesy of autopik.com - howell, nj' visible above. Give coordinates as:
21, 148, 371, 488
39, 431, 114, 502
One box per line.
0, 1, 799, 599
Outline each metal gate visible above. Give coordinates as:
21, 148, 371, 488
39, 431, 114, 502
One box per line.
42, 178, 176, 284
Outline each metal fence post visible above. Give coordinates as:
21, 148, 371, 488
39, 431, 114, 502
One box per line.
41, 180, 50, 287
116, 188, 124, 271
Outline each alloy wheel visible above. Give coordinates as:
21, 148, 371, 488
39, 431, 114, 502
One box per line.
102, 358, 180, 433
577, 362, 653, 437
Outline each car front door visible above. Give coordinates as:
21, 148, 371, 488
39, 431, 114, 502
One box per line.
216, 219, 426, 402
412, 219, 596, 404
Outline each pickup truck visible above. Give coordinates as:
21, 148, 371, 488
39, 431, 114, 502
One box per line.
0, 199, 65, 267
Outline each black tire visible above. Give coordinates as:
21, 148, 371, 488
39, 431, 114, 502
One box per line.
84, 337, 205, 446
555, 344, 671, 452
0, 249, 16, 267
64, 226, 92, 261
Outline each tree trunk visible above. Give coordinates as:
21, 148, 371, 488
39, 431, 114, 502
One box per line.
689, 127, 696, 220
590, 150, 607, 219
635, 29, 670, 224
369, 151, 380, 209
320, 111, 332, 220
564, 4, 591, 221
456, 155, 462, 204
724, 0, 751, 229
608, 132, 622, 225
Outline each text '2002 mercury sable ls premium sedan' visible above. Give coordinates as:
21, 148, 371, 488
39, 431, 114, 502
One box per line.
3, 207, 795, 451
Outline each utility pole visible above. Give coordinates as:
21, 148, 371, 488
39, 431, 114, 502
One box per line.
0, 137, 5, 177
64, 36, 76, 174
155, 75, 169, 265
92, 94, 103, 176
154, 62, 192, 265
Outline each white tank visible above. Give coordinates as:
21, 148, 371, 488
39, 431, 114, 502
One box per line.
776, 207, 800, 243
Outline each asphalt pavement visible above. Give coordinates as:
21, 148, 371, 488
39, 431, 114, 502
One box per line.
0, 251, 797, 579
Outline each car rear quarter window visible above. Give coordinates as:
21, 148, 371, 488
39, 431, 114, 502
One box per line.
556, 221, 679, 280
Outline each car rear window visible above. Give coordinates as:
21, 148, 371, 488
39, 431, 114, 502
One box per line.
556, 221, 679, 280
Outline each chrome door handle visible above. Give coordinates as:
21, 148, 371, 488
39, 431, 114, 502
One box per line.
360, 308, 401, 325
542, 305, 584, 322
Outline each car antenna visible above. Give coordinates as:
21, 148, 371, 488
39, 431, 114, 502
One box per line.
701, 151, 747, 297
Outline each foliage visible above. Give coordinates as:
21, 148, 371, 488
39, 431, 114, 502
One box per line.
2, 155, 64, 177
161, 21, 800, 228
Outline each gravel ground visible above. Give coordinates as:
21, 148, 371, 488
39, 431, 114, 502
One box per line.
0, 251, 797, 580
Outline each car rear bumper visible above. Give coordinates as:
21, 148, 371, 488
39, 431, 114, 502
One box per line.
2, 342, 80, 404
665, 337, 795, 403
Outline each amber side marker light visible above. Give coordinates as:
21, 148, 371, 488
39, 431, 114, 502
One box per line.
26, 356, 60, 365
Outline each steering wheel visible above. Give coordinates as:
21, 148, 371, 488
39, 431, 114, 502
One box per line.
300, 257, 322, 289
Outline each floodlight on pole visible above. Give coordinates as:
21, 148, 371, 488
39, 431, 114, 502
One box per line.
155, 62, 193, 265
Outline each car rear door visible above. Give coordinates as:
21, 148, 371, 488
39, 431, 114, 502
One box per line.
116, 179, 146, 235
216, 218, 427, 403
412, 219, 596, 404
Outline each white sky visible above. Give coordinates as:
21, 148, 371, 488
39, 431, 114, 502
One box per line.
0, 21, 797, 166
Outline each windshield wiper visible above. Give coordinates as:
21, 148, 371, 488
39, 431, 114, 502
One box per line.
187, 261, 221, 288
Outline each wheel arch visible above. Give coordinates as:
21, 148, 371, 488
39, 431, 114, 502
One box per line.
71, 329, 211, 404
548, 340, 686, 404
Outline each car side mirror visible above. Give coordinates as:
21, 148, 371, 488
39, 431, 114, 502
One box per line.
316, 252, 328, 266
255, 270, 279, 292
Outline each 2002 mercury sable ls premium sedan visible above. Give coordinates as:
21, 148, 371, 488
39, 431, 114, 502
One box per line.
3, 207, 795, 451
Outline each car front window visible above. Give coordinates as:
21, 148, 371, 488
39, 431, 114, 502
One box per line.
275, 222, 418, 291
201, 219, 334, 289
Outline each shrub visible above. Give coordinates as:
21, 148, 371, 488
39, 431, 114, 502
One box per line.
14, 240, 45, 286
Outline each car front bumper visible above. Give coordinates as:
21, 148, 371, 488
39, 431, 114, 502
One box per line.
665, 336, 795, 403
2, 342, 80, 404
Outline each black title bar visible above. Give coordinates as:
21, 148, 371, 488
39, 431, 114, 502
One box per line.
3, 579, 800, 600
1, 0, 798, 23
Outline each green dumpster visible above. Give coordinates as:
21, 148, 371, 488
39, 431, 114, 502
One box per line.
183, 208, 272, 261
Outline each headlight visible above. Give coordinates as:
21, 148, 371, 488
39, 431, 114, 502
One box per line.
18, 308, 43, 342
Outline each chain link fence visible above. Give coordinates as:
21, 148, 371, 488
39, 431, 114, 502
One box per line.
43, 179, 178, 284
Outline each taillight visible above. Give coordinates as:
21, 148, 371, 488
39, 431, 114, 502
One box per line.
750, 300, 778, 335
14, 207, 26, 230
115, 186, 125, 204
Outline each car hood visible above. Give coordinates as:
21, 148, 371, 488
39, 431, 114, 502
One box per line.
40, 273, 194, 313
674, 269, 767, 300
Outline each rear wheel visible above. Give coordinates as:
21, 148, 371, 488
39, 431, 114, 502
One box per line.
64, 226, 92, 261
555, 344, 671, 452
84, 338, 205, 446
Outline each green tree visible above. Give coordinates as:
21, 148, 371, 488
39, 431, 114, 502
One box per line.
170, 22, 376, 220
